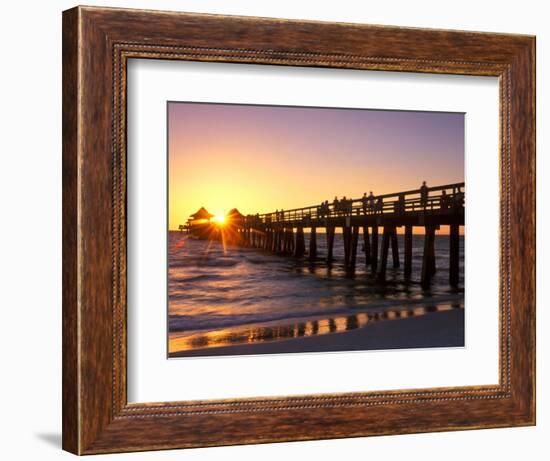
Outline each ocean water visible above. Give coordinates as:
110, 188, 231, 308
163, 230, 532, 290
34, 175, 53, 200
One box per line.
168, 230, 464, 355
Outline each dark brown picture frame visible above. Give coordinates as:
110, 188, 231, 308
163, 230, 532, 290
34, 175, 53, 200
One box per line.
62, 5, 536, 455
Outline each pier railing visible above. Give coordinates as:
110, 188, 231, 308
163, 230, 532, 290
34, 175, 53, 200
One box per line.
247, 182, 464, 226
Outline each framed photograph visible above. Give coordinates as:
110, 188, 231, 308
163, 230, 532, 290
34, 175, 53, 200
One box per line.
166, 101, 466, 359
62, 6, 535, 454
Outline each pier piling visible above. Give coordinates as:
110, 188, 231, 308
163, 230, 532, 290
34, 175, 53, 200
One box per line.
363, 226, 371, 265
421, 225, 437, 287
274, 229, 280, 253
349, 226, 359, 272
404, 225, 413, 279
343, 226, 352, 267
295, 226, 305, 257
309, 227, 317, 260
371, 226, 379, 273
326, 226, 335, 263
449, 222, 460, 287
391, 228, 400, 268
377, 226, 392, 282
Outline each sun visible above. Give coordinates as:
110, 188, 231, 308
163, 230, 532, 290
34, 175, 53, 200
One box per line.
212, 215, 226, 225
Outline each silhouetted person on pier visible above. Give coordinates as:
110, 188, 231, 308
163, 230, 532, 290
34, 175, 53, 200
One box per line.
347, 197, 353, 215
376, 197, 384, 214
366, 191, 375, 214
361, 193, 368, 214
280, 209, 285, 222
420, 181, 429, 209
440, 190, 449, 211
340, 195, 352, 216
454, 187, 464, 209
333, 196, 339, 216
320, 200, 329, 218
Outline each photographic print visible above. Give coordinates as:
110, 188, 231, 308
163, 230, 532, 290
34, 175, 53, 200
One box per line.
167, 102, 465, 358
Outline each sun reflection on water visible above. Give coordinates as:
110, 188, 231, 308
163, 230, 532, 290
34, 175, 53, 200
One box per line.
169, 303, 461, 355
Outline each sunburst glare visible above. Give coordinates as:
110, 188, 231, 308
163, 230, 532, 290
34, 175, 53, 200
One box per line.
212, 215, 226, 225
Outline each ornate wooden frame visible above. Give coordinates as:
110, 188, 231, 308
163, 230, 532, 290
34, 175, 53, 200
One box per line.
62, 5, 535, 455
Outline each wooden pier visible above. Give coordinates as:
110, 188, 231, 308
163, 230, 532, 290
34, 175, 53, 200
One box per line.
207, 183, 463, 287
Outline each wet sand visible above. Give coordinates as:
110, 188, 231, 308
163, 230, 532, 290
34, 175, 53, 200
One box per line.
169, 308, 464, 358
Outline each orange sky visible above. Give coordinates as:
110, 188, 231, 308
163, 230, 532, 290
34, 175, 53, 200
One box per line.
168, 102, 464, 232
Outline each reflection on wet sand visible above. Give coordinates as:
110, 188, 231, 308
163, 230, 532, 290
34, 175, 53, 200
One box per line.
169, 303, 462, 355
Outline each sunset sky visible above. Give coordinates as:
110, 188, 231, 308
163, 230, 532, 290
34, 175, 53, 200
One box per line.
168, 102, 464, 230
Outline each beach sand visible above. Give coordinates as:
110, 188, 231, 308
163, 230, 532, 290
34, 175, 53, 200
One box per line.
169, 308, 464, 358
